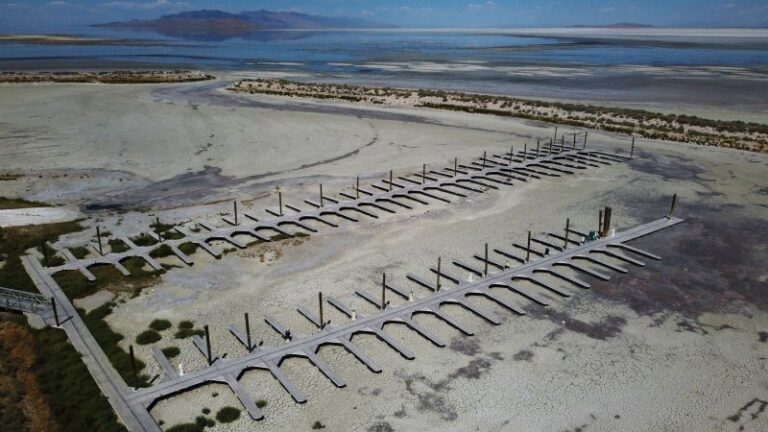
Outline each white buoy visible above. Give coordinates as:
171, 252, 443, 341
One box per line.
610, 228, 616, 237
351, 310, 357, 320
505, 261, 511, 269
178, 363, 185, 376
408, 291, 414, 302
468, 273, 474, 282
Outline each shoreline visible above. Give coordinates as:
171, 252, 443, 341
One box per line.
229, 78, 768, 153
0, 70, 214, 84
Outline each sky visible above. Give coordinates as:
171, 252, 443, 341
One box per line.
2, 0, 767, 32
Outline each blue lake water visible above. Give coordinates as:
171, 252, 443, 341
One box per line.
2, 27, 768, 116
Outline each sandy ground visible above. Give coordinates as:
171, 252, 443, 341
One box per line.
0, 206, 79, 227
0, 81, 766, 432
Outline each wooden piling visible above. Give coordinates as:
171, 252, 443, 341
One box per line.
204, 325, 212, 365
245, 313, 252, 351
381, 273, 386, 310
564, 218, 570, 249
668, 194, 677, 219
129, 345, 138, 389
278, 192, 283, 216
603, 207, 613, 237
436, 257, 441, 291
526, 231, 532, 262
320, 184, 324, 207
318, 292, 324, 330
96, 226, 103, 256
51, 297, 59, 326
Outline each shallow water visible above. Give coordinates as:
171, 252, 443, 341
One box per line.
2, 27, 768, 119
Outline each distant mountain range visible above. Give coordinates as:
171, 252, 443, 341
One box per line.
570, 23, 655, 28
97, 9, 392, 32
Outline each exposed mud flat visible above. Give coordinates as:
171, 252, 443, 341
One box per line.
1, 81, 767, 432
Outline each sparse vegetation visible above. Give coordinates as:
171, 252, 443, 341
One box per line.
230, 78, 768, 153
0, 315, 128, 432
256, 399, 268, 408
0, 70, 214, 84
82, 302, 149, 387
215, 406, 240, 423
108, 238, 130, 253
70, 245, 90, 259
149, 244, 173, 258
0, 196, 47, 210
53, 256, 163, 299
0, 220, 84, 292
312, 420, 327, 429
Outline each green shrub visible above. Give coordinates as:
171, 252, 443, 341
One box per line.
70, 245, 90, 259
165, 423, 203, 432
108, 239, 130, 253
149, 319, 172, 331
178, 320, 194, 330
174, 328, 204, 340
256, 399, 267, 408
312, 420, 326, 429
136, 330, 161, 345
215, 407, 240, 423
161, 346, 180, 359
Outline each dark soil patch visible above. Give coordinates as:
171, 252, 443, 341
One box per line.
585, 188, 768, 319
513, 350, 534, 361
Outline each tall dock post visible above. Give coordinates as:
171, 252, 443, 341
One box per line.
244, 312, 252, 351
96, 226, 103, 256
51, 297, 59, 326
668, 194, 677, 219
318, 292, 324, 330
526, 231, 532, 262
564, 218, 570, 249
381, 273, 387, 310
278, 192, 283, 216
204, 325, 212, 365
129, 345, 138, 389
436, 257, 442, 291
